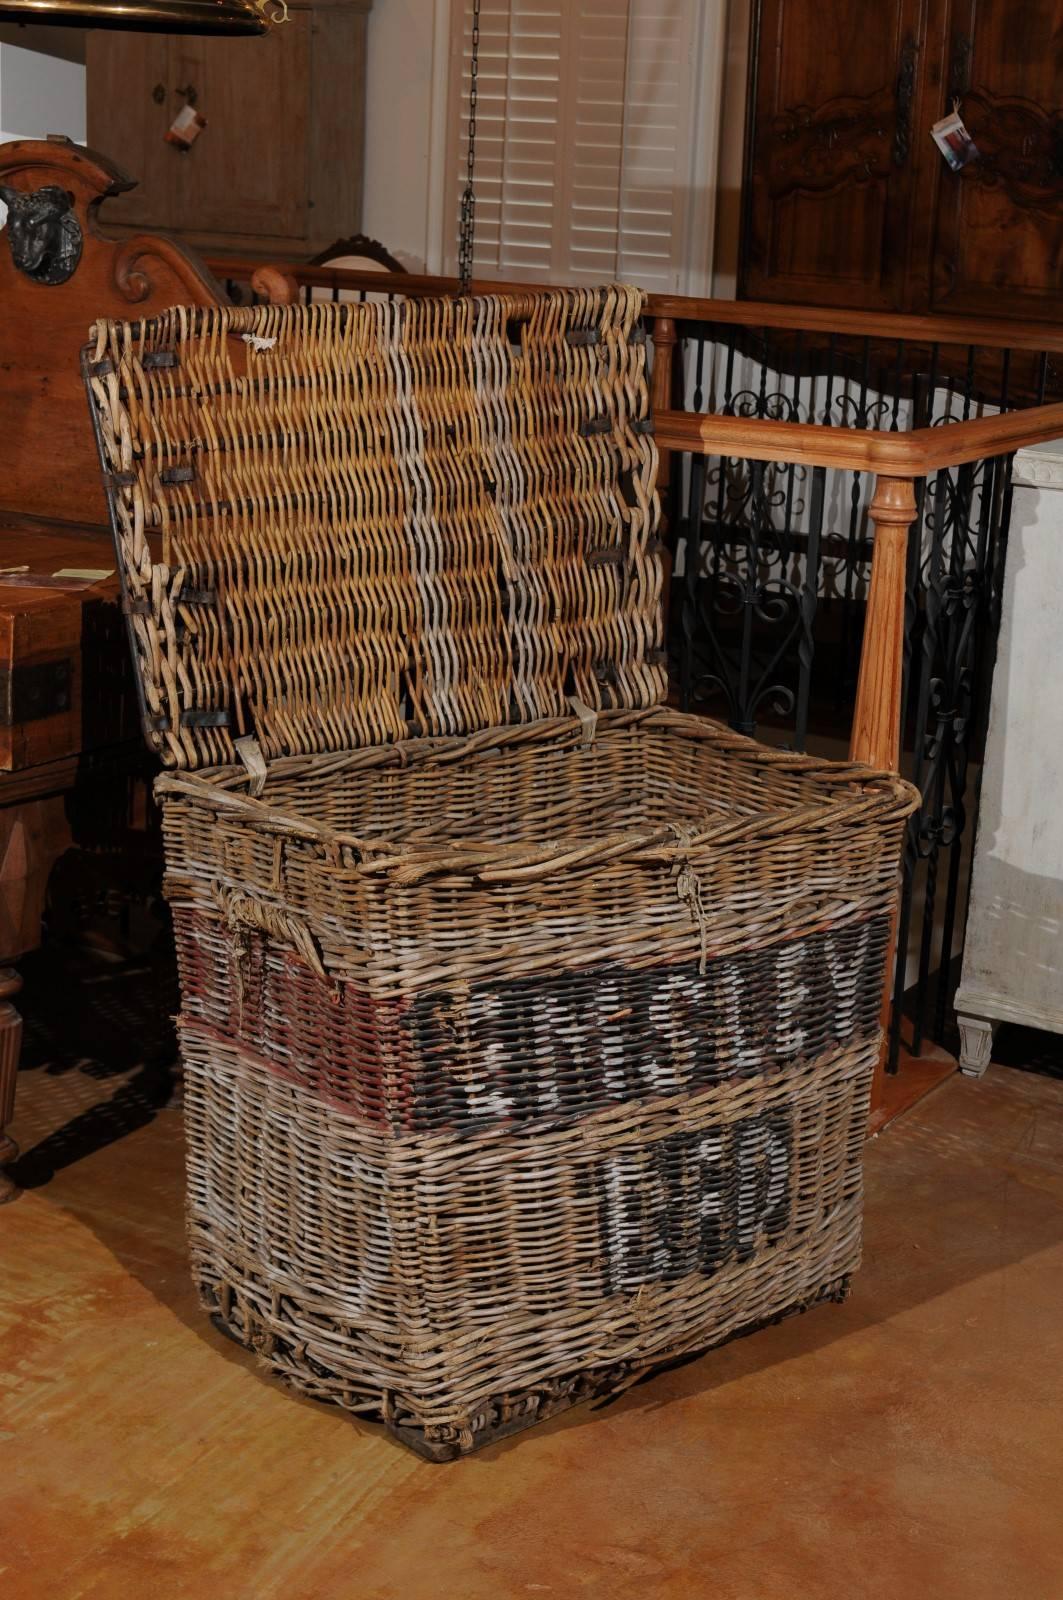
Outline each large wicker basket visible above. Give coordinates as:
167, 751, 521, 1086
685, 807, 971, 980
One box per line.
84, 289, 917, 1458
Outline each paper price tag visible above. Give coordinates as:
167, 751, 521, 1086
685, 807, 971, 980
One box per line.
166, 104, 207, 151
932, 110, 979, 171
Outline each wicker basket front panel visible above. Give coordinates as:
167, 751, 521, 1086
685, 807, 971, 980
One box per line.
182, 1027, 871, 1429
160, 723, 914, 1001
173, 902, 890, 1135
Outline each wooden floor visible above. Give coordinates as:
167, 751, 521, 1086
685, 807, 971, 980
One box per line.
3, 1035, 1063, 1598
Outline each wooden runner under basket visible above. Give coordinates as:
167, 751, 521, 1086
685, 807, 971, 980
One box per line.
84, 287, 918, 1459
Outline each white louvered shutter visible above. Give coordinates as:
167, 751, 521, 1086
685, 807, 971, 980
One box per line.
446, 0, 705, 293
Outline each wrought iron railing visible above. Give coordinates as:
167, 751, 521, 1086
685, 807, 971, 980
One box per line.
206, 255, 1063, 1117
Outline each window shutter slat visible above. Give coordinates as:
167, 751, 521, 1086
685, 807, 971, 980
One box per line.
448, 0, 699, 289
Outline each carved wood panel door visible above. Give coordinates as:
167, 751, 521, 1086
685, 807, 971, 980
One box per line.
741, 0, 932, 311
928, 0, 1063, 320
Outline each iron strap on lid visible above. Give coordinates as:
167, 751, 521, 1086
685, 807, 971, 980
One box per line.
83, 287, 666, 773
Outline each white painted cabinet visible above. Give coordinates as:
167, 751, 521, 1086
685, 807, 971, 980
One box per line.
956, 439, 1063, 1075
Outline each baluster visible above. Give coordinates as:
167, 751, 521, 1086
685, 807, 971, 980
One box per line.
680, 453, 707, 713
838, 339, 873, 707
794, 464, 826, 752
1036, 350, 1049, 405
723, 325, 737, 412
998, 347, 1012, 414
651, 316, 678, 635
850, 475, 915, 771
962, 344, 976, 421
650, 316, 677, 466
822, 333, 837, 426
736, 460, 766, 736
890, 339, 905, 431
933, 456, 992, 1041
926, 342, 941, 428
850, 475, 918, 1116
692, 329, 706, 414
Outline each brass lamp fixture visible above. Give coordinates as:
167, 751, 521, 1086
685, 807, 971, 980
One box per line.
0, 0, 269, 33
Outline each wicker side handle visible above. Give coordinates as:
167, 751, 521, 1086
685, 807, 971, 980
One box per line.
212, 883, 332, 985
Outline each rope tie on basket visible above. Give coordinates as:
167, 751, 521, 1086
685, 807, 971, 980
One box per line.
670, 825, 709, 976
212, 883, 337, 997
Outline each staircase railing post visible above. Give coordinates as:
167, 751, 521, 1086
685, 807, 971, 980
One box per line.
850, 473, 918, 1118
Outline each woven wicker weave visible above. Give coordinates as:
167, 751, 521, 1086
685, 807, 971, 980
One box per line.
85, 289, 918, 1458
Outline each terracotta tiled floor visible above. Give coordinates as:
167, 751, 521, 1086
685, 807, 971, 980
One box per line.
3, 1037, 1063, 1599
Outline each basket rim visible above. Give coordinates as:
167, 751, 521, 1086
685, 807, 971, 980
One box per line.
155, 708, 920, 882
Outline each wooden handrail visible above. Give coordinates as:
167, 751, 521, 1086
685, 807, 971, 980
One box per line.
654, 402, 1063, 477
643, 297, 1063, 357
206, 255, 1063, 357
206, 253, 1063, 469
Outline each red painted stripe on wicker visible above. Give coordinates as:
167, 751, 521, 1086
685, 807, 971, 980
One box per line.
174, 907, 890, 1134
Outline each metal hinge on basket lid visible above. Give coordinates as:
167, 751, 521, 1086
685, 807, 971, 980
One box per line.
234, 735, 267, 799
567, 696, 598, 749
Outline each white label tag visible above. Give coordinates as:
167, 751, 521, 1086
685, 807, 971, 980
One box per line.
931, 110, 979, 171
166, 104, 207, 150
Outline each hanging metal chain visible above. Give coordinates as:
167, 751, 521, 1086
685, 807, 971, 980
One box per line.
458, 0, 481, 294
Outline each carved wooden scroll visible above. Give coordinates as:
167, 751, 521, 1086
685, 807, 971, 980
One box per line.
0, 137, 227, 528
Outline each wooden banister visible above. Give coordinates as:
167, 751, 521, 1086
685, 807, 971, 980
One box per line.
206, 255, 1063, 357
641, 296, 1063, 357
653, 403, 1063, 479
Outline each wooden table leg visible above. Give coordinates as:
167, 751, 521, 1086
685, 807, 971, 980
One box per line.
0, 965, 23, 1202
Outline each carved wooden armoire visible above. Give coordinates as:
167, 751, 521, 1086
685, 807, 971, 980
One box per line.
740, 0, 1063, 320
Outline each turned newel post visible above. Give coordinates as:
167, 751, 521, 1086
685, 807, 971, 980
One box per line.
850, 474, 917, 1117
849, 475, 915, 771
650, 316, 677, 483
0, 966, 22, 1203
252, 265, 299, 307
650, 315, 678, 631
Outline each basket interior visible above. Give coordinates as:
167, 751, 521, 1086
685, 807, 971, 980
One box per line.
252, 722, 840, 850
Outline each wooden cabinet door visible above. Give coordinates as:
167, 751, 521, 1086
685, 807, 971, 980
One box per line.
929, 0, 1063, 320
85, 34, 175, 231
168, 14, 311, 244
741, 0, 929, 310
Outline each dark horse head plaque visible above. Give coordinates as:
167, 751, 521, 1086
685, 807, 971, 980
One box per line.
0, 183, 82, 285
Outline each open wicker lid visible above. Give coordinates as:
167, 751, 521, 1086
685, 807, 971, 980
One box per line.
84, 286, 666, 771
